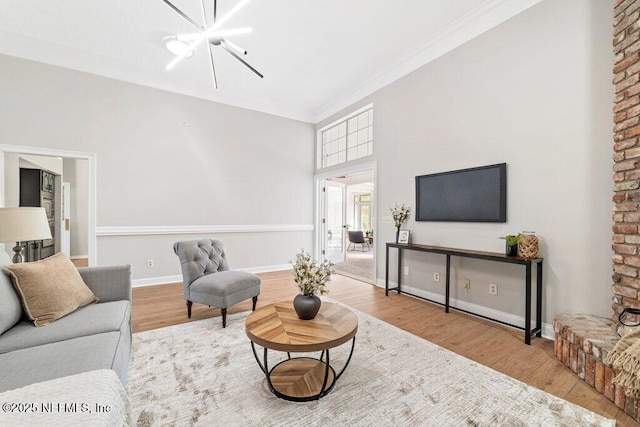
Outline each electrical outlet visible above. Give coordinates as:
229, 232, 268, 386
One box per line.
147, 259, 154, 268
464, 279, 471, 289
403, 266, 409, 275
489, 283, 498, 295
433, 272, 440, 282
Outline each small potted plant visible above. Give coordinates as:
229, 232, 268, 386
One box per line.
291, 250, 334, 320
500, 233, 522, 257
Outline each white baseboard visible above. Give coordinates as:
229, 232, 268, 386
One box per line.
132, 264, 293, 287
133, 275, 183, 287
239, 263, 292, 274
375, 279, 553, 340
70, 255, 89, 260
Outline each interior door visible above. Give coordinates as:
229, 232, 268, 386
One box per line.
61, 182, 71, 256
324, 181, 346, 264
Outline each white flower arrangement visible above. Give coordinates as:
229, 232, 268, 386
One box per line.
391, 203, 410, 229
291, 250, 334, 296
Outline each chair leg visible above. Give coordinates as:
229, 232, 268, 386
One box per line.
221, 308, 227, 328
252, 296, 258, 311
186, 300, 193, 319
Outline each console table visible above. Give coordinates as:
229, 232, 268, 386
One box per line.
385, 242, 543, 344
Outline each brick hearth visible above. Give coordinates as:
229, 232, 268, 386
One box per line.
554, 314, 638, 421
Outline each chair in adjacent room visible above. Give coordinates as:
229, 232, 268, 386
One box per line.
347, 231, 370, 252
173, 239, 261, 328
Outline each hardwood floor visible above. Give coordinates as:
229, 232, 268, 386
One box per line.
132, 271, 637, 426
70, 257, 88, 268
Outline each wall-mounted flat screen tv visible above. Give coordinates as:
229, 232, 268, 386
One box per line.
415, 163, 507, 222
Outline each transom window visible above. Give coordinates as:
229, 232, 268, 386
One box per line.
319, 106, 373, 168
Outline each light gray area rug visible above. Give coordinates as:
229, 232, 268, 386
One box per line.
128, 306, 615, 426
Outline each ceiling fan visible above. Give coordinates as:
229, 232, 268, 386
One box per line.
160, 0, 263, 88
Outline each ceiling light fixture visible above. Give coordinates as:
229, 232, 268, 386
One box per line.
163, 37, 194, 57
160, 0, 263, 88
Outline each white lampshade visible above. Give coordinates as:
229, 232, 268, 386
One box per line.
0, 207, 52, 243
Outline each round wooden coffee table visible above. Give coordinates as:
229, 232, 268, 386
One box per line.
245, 300, 358, 401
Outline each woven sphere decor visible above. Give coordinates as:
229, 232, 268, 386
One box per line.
518, 233, 539, 258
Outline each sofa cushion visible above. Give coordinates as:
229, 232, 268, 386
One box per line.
5, 253, 98, 326
0, 331, 129, 392
0, 251, 22, 335
0, 300, 130, 354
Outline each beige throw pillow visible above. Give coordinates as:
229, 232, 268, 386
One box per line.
6, 253, 98, 326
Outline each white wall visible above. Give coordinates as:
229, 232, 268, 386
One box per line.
0, 55, 315, 281
316, 0, 614, 325
3, 153, 20, 208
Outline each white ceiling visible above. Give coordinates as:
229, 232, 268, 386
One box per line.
0, 0, 540, 123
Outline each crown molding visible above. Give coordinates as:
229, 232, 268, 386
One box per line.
313, 0, 543, 123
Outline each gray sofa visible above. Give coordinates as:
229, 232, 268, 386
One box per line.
0, 251, 132, 393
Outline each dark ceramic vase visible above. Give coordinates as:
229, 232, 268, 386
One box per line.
293, 294, 321, 320
396, 228, 400, 243
506, 242, 518, 257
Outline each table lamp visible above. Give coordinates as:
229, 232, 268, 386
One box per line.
0, 207, 53, 263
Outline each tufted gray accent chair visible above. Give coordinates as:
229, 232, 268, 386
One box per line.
173, 239, 260, 328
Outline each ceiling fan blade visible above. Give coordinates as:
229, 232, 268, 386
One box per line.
222, 39, 247, 55
200, 0, 210, 27
160, 0, 204, 31
211, 27, 252, 38
207, 45, 219, 89
198, 0, 218, 89
220, 42, 263, 78
208, 0, 250, 34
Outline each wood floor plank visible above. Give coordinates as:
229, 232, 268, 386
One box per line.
566, 380, 631, 426
132, 272, 637, 425
71, 258, 88, 268
524, 358, 579, 397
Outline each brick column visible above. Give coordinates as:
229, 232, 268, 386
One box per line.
613, 0, 640, 319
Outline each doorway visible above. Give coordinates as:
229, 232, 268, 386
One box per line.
325, 181, 346, 264
0, 144, 96, 266
316, 164, 376, 284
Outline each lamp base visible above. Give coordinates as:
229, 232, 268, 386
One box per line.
12, 242, 24, 263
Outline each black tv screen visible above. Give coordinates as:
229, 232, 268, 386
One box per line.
415, 163, 507, 222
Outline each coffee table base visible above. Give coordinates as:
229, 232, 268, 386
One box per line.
250, 337, 355, 402
270, 357, 336, 401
